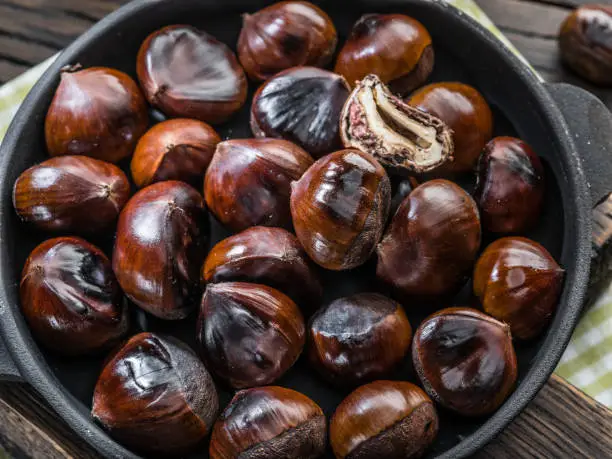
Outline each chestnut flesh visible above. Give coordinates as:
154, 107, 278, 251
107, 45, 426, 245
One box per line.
474, 237, 564, 340
413, 307, 518, 416
92, 332, 219, 456
210, 386, 326, 459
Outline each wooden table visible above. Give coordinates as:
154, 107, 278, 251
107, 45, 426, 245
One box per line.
0, 0, 611, 457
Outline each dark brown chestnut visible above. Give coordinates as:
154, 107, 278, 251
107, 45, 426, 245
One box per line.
335, 14, 434, 94
112, 181, 208, 320
209, 386, 326, 459
412, 307, 518, 416
474, 237, 564, 340
197, 282, 305, 389
308, 293, 412, 385
45, 66, 148, 163
204, 138, 314, 231
20, 237, 128, 355
377, 179, 481, 301
237, 1, 337, 81
474, 137, 545, 233
290, 149, 391, 270
13, 156, 130, 234
330, 380, 438, 459
137, 25, 248, 124
92, 332, 219, 456
250, 67, 350, 158
202, 226, 322, 311
131, 119, 221, 188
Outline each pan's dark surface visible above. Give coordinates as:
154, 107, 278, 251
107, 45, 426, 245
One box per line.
0, 1, 594, 458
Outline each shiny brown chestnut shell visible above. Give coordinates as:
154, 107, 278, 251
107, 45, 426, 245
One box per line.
13, 156, 130, 234
237, 1, 337, 81
204, 138, 314, 231
137, 25, 248, 124
209, 386, 326, 459
377, 179, 481, 301
330, 380, 438, 459
202, 226, 322, 311
335, 14, 434, 94
474, 137, 545, 233
92, 332, 219, 456
308, 293, 412, 385
20, 237, 128, 355
112, 181, 208, 320
290, 149, 391, 270
197, 282, 305, 389
474, 237, 564, 340
131, 119, 221, 188
412, 307, 518, 416
45, 66, 148, 163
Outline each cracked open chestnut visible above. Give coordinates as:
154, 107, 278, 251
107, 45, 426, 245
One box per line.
290, 149, 391, 270
209, 386, 326, 459
20, 237, 128, 355
330, 380, 438, 459
92, 332, 219, 456
413, 307, 518, 416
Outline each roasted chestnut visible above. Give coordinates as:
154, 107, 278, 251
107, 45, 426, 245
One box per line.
407, 82, 493, 174
45, 66, 148, 163
474, 137, 545, 233
290, 149, 391, 270
237, 1, 337, 81
137, 25, 248, 124
113, 181, 208, 320
131, 119, 221, 188
335, 14, 434, 94
474, 237, 564, 340
197, 282, 305, 389
210, 386, 326, 459
377, 179, 481, 300
204, 138, 314, 231
340, 74, 454, 174
250, 67, 350, 158
202, 226, 322, 310
13, 156, 130, 234
20, 237, 128, 355
412, 307, 518, 416
308, 293, 412, 385
92, 332, 219, 455
330, 380, 438, 459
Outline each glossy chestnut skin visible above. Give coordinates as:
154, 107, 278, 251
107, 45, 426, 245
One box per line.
474, 237, 564, 340
210, 386, 326, 459
413, 307, 518, 416
45, 66, 148, 163
197, 282, 305, 389
13, 156, 130, 234
131, 119, 221, 188
202, 227, 322, 311
308, 293, 412, 385
112, 181, 208, 320
407, 82, 493, 174
330, 380, 438, 459
137, 25, 248, 124
237, 1, 337, 81
290, 149, 391, 270
474, 137, 545, 233
92, 333, 219, 456
251, 67, 350, 158
204, 139, 314, 231
20, 237, 128, 355
335, 14, 434, 94
377, 179, 481, 300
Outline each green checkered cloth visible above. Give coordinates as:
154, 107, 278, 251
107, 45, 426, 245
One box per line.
0, 1, 610, 408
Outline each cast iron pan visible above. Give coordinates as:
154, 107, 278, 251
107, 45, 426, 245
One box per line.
0, 0, 611, 458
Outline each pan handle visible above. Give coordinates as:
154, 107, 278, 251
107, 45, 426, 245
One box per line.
0, 335, 21, 381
